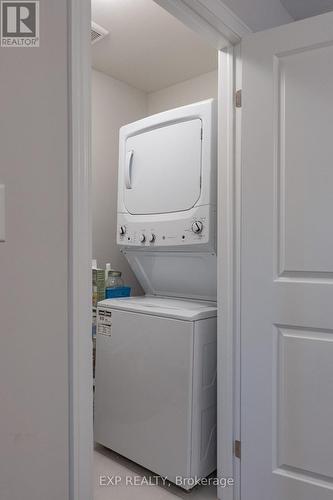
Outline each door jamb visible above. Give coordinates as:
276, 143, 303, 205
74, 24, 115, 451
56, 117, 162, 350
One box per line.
68, 1, 93, 500
68, 2, 250, 500
218, 45, 237, 500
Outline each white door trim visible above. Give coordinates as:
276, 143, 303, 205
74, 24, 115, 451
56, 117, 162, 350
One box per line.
68, 1, 93, 500
68, 2, 248, 500
217, 45, 240, 500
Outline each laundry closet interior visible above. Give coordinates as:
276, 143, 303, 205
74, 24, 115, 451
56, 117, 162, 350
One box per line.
91, 1, 219, 497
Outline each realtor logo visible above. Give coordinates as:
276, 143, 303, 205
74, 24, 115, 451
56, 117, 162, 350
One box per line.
1, 1, 39, 47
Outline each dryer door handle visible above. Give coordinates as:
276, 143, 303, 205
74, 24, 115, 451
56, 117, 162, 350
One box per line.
125, 150, 134, 189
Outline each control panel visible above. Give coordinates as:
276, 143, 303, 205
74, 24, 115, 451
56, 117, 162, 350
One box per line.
117, 205, 215, 250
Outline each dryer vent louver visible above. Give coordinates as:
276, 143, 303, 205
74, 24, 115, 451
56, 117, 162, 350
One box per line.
91, 22, 109, 45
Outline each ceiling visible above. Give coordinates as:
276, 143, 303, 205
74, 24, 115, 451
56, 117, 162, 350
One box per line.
280, 0, 333, 20
91, 0, 217, 93
220, 0, 293, 32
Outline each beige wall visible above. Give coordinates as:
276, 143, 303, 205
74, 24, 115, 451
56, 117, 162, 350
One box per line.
92, 69, 147, 295
147, 70, 218, 115
0, 1, 69, 499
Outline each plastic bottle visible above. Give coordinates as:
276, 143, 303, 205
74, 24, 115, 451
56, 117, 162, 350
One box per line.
92, 259, 98, 306
105, 262, 111, 281
105, 270, 124, 298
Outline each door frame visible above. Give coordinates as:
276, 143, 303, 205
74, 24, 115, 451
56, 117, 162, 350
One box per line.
217, 42, 243, 500
68, 2, 250, 500
68, 1, 93, 500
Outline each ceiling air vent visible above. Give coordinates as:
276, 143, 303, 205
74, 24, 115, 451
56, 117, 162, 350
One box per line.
91, 22, 109, 45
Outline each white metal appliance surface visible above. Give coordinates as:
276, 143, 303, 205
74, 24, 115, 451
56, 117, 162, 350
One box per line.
94, 297, 217, 487
94, 100, 218, 487
116, 99, 217, 302
123, 250, 217, 301
117, 99, 217, 251
124, 119, 202, 215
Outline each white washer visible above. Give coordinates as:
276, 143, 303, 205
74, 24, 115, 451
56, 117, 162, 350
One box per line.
94, 296, 217, 487
94, 100, 218, 488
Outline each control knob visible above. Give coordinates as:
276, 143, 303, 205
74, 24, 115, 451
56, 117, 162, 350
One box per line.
139, 234, 146, 243
191, 221, 203, 234
148, 233, 156, 243
119, 225, 126, 236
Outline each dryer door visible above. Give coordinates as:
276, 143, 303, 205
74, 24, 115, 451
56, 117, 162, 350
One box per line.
124, 119, 202, 215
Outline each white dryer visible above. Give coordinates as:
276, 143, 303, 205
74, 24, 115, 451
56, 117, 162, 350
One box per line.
117, 99, 216, 253
117, 98, 217, 301
94, 100, 218, 488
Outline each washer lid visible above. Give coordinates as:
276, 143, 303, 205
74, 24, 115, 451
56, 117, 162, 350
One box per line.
98, 296, 217, 321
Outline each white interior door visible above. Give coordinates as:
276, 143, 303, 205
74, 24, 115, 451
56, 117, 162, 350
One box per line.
241, 12, 333, 500
124, 119, 202, 215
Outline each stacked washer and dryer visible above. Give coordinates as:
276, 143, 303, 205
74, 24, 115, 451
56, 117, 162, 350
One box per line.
94, 99, 217, 488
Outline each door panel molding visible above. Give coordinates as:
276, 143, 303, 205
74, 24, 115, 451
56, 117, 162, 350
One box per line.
274, 41, 333, 280
274, 325, 333, 483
